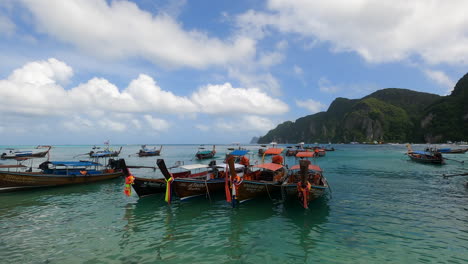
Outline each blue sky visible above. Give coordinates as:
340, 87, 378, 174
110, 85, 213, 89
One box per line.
0, 0, 466, 145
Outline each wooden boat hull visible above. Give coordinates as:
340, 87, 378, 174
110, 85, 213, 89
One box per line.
440, 148, 468, 154
232, 180, 281, 204
1, 150, 50, 159
0, 171, 123, 192
131, 177, 166, 197
172, 178, 225, 200
138, 151, 161, 157
408, 154, 444, 164
316, 151, 326, 157
195, 152, 215, 160
281, 184, 327, 202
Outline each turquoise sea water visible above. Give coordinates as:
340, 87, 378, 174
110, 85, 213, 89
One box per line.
0, 144, 467, 263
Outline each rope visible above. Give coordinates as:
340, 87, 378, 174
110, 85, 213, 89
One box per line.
265, 182, 272, 200
204, 180, 211, 201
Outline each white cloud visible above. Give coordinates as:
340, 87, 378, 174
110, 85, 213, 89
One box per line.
216, 121, 234, 131
1, 59, 289, 117
63, 116, 93, 131
191, 82, 289, 115
423, 69, 455, 94
99, 119, 127, 132
131, 119, 142, 130
276, 40, 288, 50
20, 0, 256, 69
228, 68, 282, 96
296, 99, 327, 114
318, 77, 340, 94
214, 115, 274, 133
242, 115, 274, 132
294, 65, 303, 76
0, 58, 289, 142
0, 58, 71, 115
144, 115, 170, 132
237, 0, 468, 65
258, 51, 284, 68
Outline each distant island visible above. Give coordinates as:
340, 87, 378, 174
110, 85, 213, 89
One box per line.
257, 73, 468, 144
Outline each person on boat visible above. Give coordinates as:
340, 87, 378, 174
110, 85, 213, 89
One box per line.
312, 173, 321, 185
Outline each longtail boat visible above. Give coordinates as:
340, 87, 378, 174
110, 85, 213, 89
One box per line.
286, 142, 306, 156
89, 146, 122, 158
407, 151, 444, 164
138, 145, 162, 157
312, 147, 326, 157
0, 159, 126, 192
258, 148, 265, 156
261, 147, 284, 163
406, 144, 444, 164
195, 145, 216, 160
225, 149, 250, 164
227, 155, 286, 207
156, 159, 246, 202
436, 148, 468, 154
282, 153, 328, 208
1, 145, 51, 160
132, 160, 226, 199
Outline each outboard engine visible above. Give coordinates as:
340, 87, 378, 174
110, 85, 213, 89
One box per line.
108, 158, 119, 169
38, 161, 51, 171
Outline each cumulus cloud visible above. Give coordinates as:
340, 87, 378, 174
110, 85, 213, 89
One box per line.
98, 118, 127, 132
237, 0, 468, 65
296, 99, 327, 114
423, 69, 455, 94
20, 0, 255, 68
191, 82, 288, 115
0, 58, 71, 115
228, 68, 282, 96
215, 115, 274, 133
63, 116, 93, 131
144, 115, 170, 132
0, 59, 288, 117
0, 59, 288, 139
241, 115, 274, 132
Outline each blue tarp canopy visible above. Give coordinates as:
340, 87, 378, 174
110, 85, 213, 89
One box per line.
229, 150, 249, 156
91, 152, 112, 157
437, 148, 451, 152
411, 151, 432, 155
49, 161, 101, 167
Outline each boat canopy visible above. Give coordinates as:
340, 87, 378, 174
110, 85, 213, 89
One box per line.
437, 148, 451, 152
91, 151, 116, 157
296, 151, 314, 158
216, 163, 245, 169
49, 161, 101, 167
253, 163, 283, 171
264, 148, 283, 155
180, 164, 209, 170
290, 164, 322, 172
229, 150, 249, 156
411, 151, 432, 155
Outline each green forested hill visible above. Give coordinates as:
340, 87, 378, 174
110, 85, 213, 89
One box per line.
258, 74, 468, 143
420, 73, 468, 142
